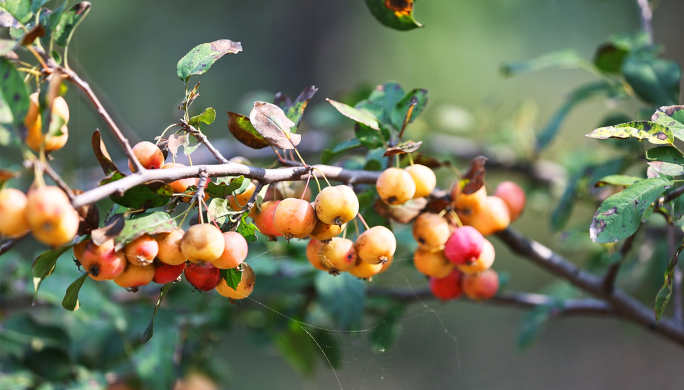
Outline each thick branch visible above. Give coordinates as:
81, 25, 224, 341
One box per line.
496, 227, 684, 346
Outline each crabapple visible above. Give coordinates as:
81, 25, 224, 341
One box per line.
216, 263, 255, 299
273, 198, 317, 240
355, 226, 396, 264
313, 185, 359, 226
250, 200, 283, 237
73, 239, 89, 263
466, 196, 510, 236
161, 163, 197, 195
463, 269, 499, 301
306, 239, 328, 271
81, 240, 126, 281
155, 229, 187, 265
318, 237, 357, 274
429, 269, 464, 301
376, 167, 416, 205
455, 239, 495, 274
444, 225, 485, 265
128, 141, 164, 171
25, 186, 79, 247
211, 232, 248, 269
227, 181, 256, 211
405, 164, 436, 199
309, 218, 344, 242
25, 92, 70, 152
412, 212, 450, 250
413, 248, 454, 278
180, 223, 225, 263
275, 181, 312, 201
185, 261, 221, 291
349, 257, 383, 279
379, 255, 394, 273
453, 185, 486, 218
494, 181, 526, 222
114, 262, 155, 288
152, 260, 186, 284
0, 188, 30, 237
124, 234, 158, 266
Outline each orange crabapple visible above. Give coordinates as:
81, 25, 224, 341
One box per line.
376, 167, 416, 205
313, 185, 359, 226
161, 163, 197, 195
210, 232, 249, 269
128, 141, 164, 171
306, 239, 328, 271
250, 200, 283, 238
184, 261, 221, 291
81, 240, 126, 281
309, 218, 344, 242
72, 239, 89, 263
455, 239, 495, 275
25, 92, 70, 152
155, 229, 187, 265
215, 263, 255, 299
152, 260, 186, 284
0, 188, 31, 237
114, 262, 155, 289
452, 185, 487, 218
273, 198, 317, 240
494, 181, 526, 222
349, 257, 383, 279
355, 226, 396, 264
465, 196, 510, 236
413, 248, 454, 278
444, 225, 485, 265
318, 237, 357, 275
430, 269, 464, 301
180, 223, 225, 263
412, 212, 451, 250
463, 269, 500, 301
124, 234, 158, 266
25, 186, 79, 247
227, 181, 256, 211
405, 164, 436, 199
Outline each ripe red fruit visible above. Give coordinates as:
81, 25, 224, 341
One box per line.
129, 141, 164, 171
456, 239, 495, 275
124, 234, 158, 266
430, 269, 464, 301
211, 232, 249, 269
444, 226, 485, 265
463, 269, 499, 301
494, 181, 526, 222
153, 260, 186, 284
250, 200, 283, 238
273, 198, 317, 240
81, 240, 126, 281
184, 262, 221, 291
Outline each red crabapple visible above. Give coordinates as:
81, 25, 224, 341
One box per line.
152, 260, 186, 284
494, 181, 526, 222
355, 226, 396, 264
430, 269, 464, 301
81, 240, 126, 281
161, 163, 197, 195
412, 213, 451, 250
455, 239, 495, 274
318, 237, 357, 275
128, 141, 164, 171
0, 188, 30, 237
211, 232, 249, 269
180, 223, 225, 263
405, 164, 436, 199
273, 198, 317, 240
216, 263, 256, 299
124, 234, 158, 266
465, 196, 510, 236
444, 226, 485, 265
185, 261, 221, 291
463, 269, 499, 301
313, 185, 359, 226
376, 168, 416, 205
250, 200, 283, 237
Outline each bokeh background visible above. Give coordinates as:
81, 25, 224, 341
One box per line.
3, 0, 684, 389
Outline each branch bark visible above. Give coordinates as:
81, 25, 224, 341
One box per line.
601, 230, 638, 294
636, 0, 654, 45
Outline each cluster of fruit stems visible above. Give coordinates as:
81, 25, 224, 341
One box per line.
8, 38, 684, 348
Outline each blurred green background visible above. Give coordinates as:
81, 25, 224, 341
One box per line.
3, 0, 684, 389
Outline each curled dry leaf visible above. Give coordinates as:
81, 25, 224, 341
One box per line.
373, 198, 427, 224
383, 140, 422, 157
227, 111, 270, 149
72, 189, 100, 235
167, 133, 189, 157
91, 130, 119, 175
249, 101, 301, 150
461, 156, 488, 195
90, 213, 125, 246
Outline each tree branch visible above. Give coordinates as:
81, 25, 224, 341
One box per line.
181, 120, 230, 165
0, 233, 29, 255
496, 227, 684, 346
601, 229, 638, 294
636, 0, 654, 45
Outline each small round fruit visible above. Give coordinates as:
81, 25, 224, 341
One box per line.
318, 237, 357, 274
349, 258, 383, 279
405, 164, 436, 199
275, 181, 312, 201
185, 261, 221, 291
379, 255, 393, 273
81, 240, 126, 281
216, 263, 255, 299
412, 213, 450, 250
0, 188, 31, 237
273, 198, 317, 240
114, 263, 155, 288
250, 200, 282, 237
25, 93, 70, 152
444, 226, 485, 265
161, 163, 197, 195
73, 239, 89, 263
152, 260, 186, 284
376, 168, 416, 205
455, 239, 495, 274
355, 226, 396, 264
453, 185, 487, 218
227, 181, 256, 211
124, 234, 158, 266
156, 229, 187, 265
314, 185, 359, 226
413, 248, 454, 278
25, 186, 79, 247
430, 269, 464, 301
180, 223, 225, 263
463, 269, 499, 301
211, 232, 248, 269
309, 218, 344, 242
494, 181, 526, 222
465, 196, 511, 236
128, 141, 164, 171
306, 240, 328, 271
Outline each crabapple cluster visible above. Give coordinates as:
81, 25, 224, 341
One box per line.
376, 163, 436, 205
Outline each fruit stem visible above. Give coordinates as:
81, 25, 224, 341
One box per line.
312, 167, 331, 187
356, 213, 370, 230
293, 147, 308, 168
179, 200, 196, 227
302, 173, 312, 200
342, 223, 348, 239
408, 152, 414, 166
156, 123, 182, 146
202, 197, 221, 230
448, 209, 463, 228
198, 196, 204, 224
353, 218, 360, 238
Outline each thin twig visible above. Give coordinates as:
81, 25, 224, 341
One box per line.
181, 120, 230, 164
243, 181, 265, 211
41, 161, 76, 201
636, 0, 654, 45
0, 234, 29, 256
668, 223, 683, 326
601, 230, 638, 294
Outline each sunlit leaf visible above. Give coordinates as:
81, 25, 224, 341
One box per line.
61, 272, 87, 311
227, 111, 270, 149
53, 2, 91, 47
383, 140, 421, 156
113, 211, 176, 251
249, 101, 301, 149
188, 107, 216, 127
219, 268, 242, 290
327, 99, 380, 130
586, 121, 674, 146
595, 175, 643, 187
177, 39, 242, 82
651, 105, 684, 141
364, 0, 422, 31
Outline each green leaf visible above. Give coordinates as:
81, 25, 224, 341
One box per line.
327, 98, 380, 130
249, 101, 301, 150
645, 146, 684, 176
188, 107, 216, 127
590, 177, 671, 243
237, 212, 259, 243
586, 121, 674, 146
32, 244, 76, 304
61, 272, 87, 311
673, 193, 684, 220
0, 58, 30, 126
0, 0, 31, 23
390, 88, 428, 129
517, 305, 554, 351
501, 49, 593, 76
135, 327, 177, 389
321, 138, 361, 165
315, 272, 365, 330
595, 175, 643, 187
205, 176, 247, 198
364, 147, 387, 172
31, 0, 50, 13
140, 283, 173, 344
369, 302, 404, 353
364, 0, 422, 31
354, 123, 389, 150
113, 211, 176, 251
651, 106, 684, 141
537, 82, 610, 151
53, 2, 90, 47
39, 3, 66, 46
100, 172, 174, 209
207, 198, 231, 225
283, 85, 317, 130
177, 39, 242, 82
219, 267, 242, 290
623, 55, 681, 106
593, 42, 630, 74
654, 240, 684, 322
227, 111, 269, 149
